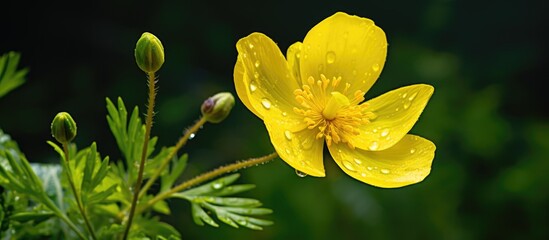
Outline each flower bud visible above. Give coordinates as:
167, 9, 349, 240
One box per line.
51, 112, 77, 144
135, 32, 165, 73
201, 92, 235, 123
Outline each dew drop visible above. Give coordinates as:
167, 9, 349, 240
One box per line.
361, 172, 367, 177
380, 169, 391, 174
261, 98, 271, 109
326, 51, 336, 64
254, 60, 261, 68
410, 148, 416, 154
342, 160, 356, 172
395, 107, 400, 112
189, 133, 196, 139
401, 93, 408, 98
285, 149, 291, 154
253, 71, 260, 79
281, 112, 288, 117
408, 92, 418, 101
295, 169, 308, 177
212, 182, 223, 189
284, 130, 292, 140
354, 158, 363, 165
301, 138, 314, 150
368, 141, 379, 150
372, 128, 378, 133
249, 81, 257, 92
372, 63, 380, 72
248, 43, 254, 49
403, 101, 411, 109
380, 128, 389, 137
367, 166, 373, 171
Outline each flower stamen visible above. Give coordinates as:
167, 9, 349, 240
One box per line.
293, 75, 373, 148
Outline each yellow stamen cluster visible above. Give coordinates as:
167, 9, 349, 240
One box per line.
293, 74, 375, 148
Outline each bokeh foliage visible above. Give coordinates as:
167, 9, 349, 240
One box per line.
1, 0, 547, 239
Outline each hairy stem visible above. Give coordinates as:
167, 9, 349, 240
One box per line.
139, 117, 207, 198
63, 143, 97, 240
136, 152, 278, 215
122, 72, 157, 240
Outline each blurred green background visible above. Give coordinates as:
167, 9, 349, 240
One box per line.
1, 0, 548, 239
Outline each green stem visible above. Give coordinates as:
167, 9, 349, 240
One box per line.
62, 143, 97, 240
122, 72, 157, 240
41, 193, 87, 239
139, 117, 207, 198
136, 152, 278, 215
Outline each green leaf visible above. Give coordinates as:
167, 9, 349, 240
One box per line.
106, 97, 159, 186
171, 173, 273, 230
191, 203, 218, 227
152, 200, 171, 215
0, 52, 27, 98
8, 211, 55, 223
160, 153, 188, 192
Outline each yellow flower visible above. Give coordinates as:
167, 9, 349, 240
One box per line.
233, 12, 436, 188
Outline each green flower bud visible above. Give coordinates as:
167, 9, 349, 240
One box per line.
201, 92, 235, 123
51, 112, 77, 144
135, 32, 165, 73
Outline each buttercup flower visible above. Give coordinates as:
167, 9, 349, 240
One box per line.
234, 12, 435, 188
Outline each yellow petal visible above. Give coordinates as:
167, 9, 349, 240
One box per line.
236, 33, 305, 131
286, 42, 303, 85
234, 55, 263, 119
351, 84, 434, 151
328, 134, 435, 188
300, 12, 387, 98
265, 118, 325, 177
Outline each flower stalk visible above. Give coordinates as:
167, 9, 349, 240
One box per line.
139, 117, 207, 198
122, 72, 157, 240
135, 152, 278, 216
62, 143, 98, 240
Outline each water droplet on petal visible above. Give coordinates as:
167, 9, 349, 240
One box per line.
295, 169, 307, 177
368, 141, 379, 150
403, 101, 411, 109
326, 51, 336, 64
410, 148, 416, 154
354, 158, 363, 165
408, 92, 418, 101
342, 160, 356, 172
367, 166, 373, 171
261, 98, 271, 109
285, 148, 291, 154
372, 63, 380, 72
281, 112, 288, 117
380, 169, 391, 174
249, 81, 257, 92
361, 172, 367, 177
253, 72, 260, 79
401, 93, 407, 98
301, 138, 314, 150
284, 130, 292, 140
248, 43, 254, 49
380, 128, 389, 137
254, 60, 260, 68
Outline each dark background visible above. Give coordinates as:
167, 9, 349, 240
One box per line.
1, 0, 548, 239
